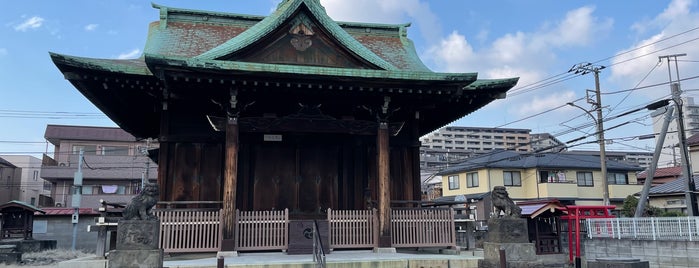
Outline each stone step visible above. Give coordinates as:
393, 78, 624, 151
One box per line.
0, 245, 17, 253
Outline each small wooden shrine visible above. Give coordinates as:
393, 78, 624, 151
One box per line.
50, 0, 518, 247
0, 201, 45, 240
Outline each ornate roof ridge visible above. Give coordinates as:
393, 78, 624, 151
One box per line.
195, 0, 397, 70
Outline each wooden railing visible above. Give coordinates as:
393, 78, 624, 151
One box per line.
327, 209, 378, 249
155, 209, 222, 253
391, 207, 456, 248
235, 209, 289, 251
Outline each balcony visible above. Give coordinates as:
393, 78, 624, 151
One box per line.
608, 184, 643, 199
538, 181, 578, 199
41, 154, 157, 181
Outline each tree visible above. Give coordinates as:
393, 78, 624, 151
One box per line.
621, 195, 638, 217
621, 195, 665, 217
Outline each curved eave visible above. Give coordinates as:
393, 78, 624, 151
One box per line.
146, 54, 476, 84
49, 52, 153, 76
195, 0, 397, 71
50, 53, 161, 138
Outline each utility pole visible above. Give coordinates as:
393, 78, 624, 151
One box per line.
569, 63, 609, 206
71, 149, 84, 251
659, 53, 698, 216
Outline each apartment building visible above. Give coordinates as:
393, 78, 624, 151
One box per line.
0, 157, 21, 204
0, 155, 51, 206
530, 133, 566, 153
421, 126, 532, 152
40, 125, 157, 209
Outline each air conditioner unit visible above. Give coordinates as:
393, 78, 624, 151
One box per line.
58, 162, 68, 167
55, 202, 63, 207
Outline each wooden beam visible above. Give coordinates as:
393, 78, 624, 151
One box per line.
377, 122, 391, 247
222, 116, 239, 250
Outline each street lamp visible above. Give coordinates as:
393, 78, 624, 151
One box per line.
567, 101, 609, 206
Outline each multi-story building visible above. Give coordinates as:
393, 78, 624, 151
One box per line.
566, 150, 654, 169
0, 155, 51, 206
530, 133, 567, 153
0, 157, 21, 204
420, 126, 533, 171
40, 125, 158, 209
421, 126, 532, 152
651, 97, 699, 167
438, 150, 644, 217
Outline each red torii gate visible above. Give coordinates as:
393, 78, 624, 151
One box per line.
561, 205, 616, 265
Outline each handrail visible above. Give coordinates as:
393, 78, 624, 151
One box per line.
312, 220, 326, 268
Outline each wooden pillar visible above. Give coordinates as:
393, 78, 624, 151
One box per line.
377, 122, 391, 247
222, 116, 239, 250
157, 97, 170, 202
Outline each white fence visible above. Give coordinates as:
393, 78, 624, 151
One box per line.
587, 217, 699, 241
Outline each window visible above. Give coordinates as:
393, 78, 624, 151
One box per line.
33, 170, 39, 181
577, 172, 594, 186
448, 175, 460, 190
43, 181, 52, 191
30, 197, 36, 205
72, 145, 97, 155
467, 172, 479, 188
607, 172, 628, 185
504, 171, 521, 186
102, 146, 129, 156
539, 170, 566, 183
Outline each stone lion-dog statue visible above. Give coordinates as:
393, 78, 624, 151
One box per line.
123, 183, 160, 221
492, 186, 521, 218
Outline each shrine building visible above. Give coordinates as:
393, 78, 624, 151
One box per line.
50, 0, 517, 249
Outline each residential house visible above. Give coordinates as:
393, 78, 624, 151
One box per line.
40, 125, 157, 209
644, 177, 697, 214
0, 157, 21, 204
636, 166, 682, 186
566, 150, 654, 169
0, 155, 52, 206
438, 150, 644, 217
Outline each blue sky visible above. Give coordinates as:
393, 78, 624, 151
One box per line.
1, 0, 699, 159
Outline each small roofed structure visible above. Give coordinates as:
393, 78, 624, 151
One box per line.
0, 201, 46, 240
518, 199, 567, 255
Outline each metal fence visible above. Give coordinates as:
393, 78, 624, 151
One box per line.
587, 217, 699, 241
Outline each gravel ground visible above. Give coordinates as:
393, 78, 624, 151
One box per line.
3, 249, 93, 268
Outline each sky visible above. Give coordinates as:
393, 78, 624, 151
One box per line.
1, 0, 699, 160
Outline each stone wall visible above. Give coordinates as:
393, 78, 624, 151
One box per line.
584, 238, 699, 268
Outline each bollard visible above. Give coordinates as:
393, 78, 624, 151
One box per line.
217, 256, 224, 268
499, 246, 506, 268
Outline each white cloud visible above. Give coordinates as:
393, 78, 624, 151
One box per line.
117, 49, 141, 59
610, 0, 699, 100
513, 91, 577, 116
14, 16, 44, 32
84, 24, 99, 31
320, 0, 442, 41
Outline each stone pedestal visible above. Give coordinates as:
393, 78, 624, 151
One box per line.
479, 218, 543, 268
108, 220, 163, 268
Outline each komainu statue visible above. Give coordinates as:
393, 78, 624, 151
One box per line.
122, 183, 159, 220
492, 186, 521, 218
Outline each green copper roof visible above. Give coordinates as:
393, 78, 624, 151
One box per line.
195, 0, 397, 70
49, 52, 152, 76
146, 54, 475, 83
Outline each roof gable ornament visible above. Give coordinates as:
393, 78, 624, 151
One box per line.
289, 14, 315, 51
196, 0, 396, 70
